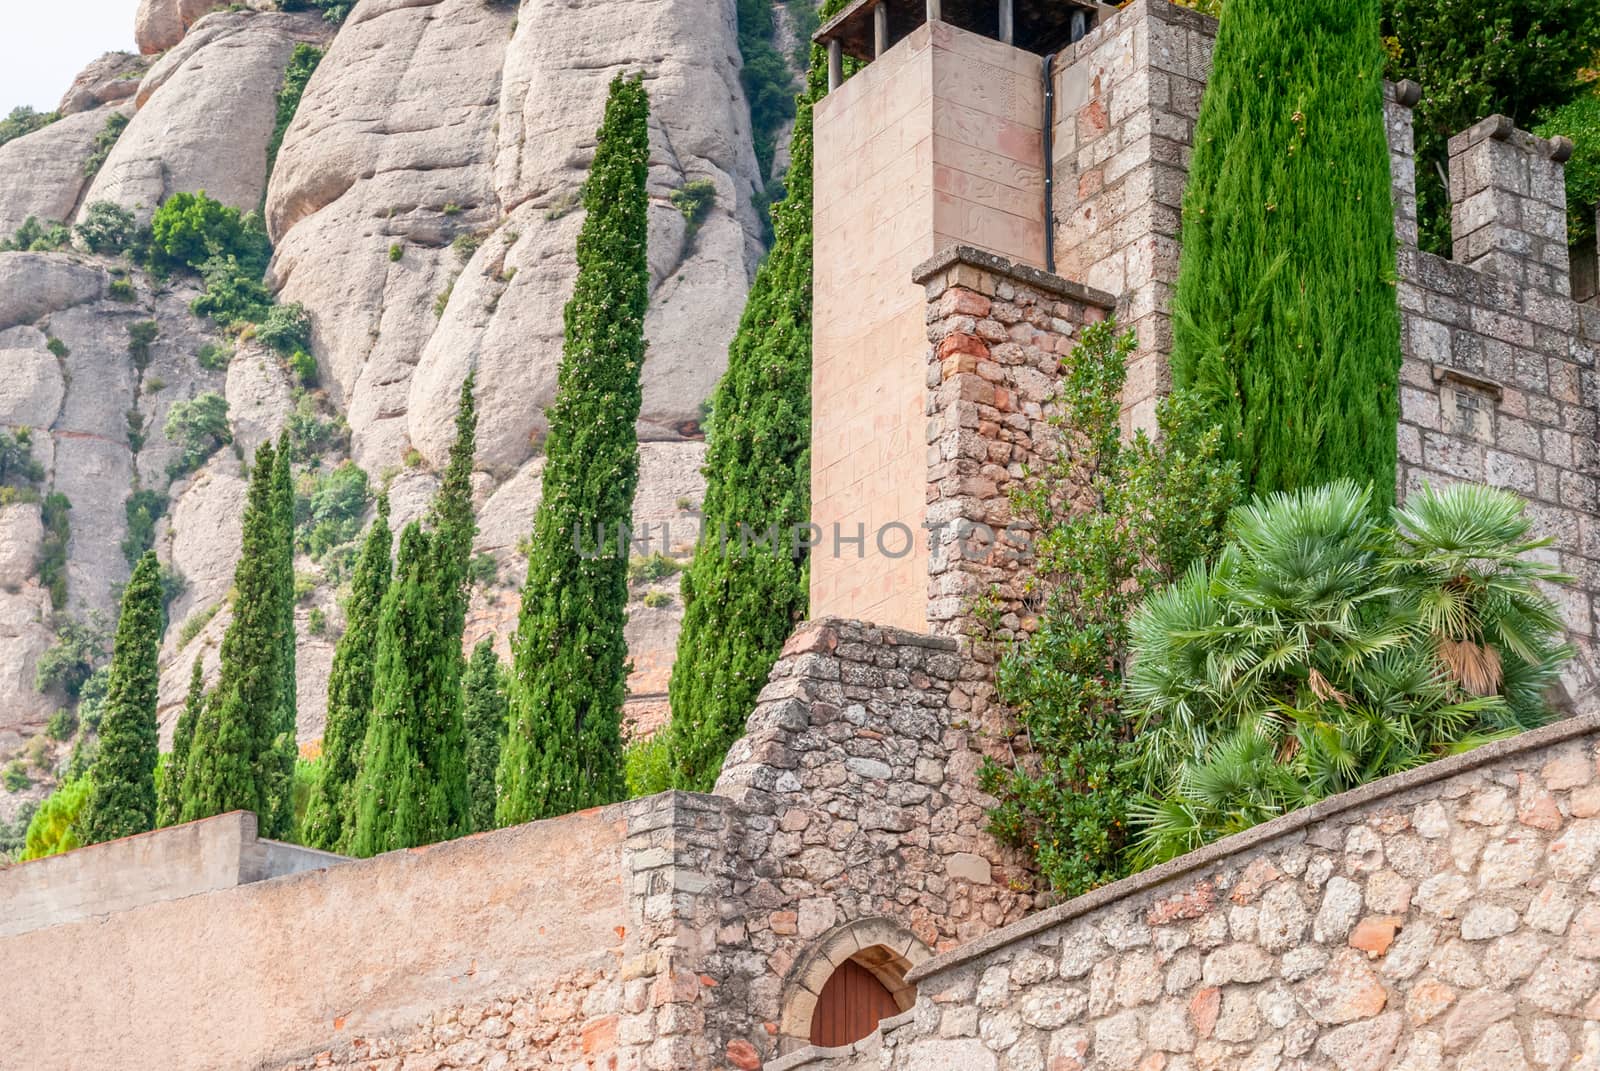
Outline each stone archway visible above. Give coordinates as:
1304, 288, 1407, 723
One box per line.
776, 917, 933, 1053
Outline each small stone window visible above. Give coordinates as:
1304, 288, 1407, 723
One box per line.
1435, 369, 1502, 445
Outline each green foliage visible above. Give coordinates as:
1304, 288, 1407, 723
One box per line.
452, 233, 482, 262
149, 191, 271, 275
39, 491, 71, 609
462, 638, 508, 833
0, 105, 58, 149
47, 337, 68, 359
433, 279, 455, 318
1170, 0, 1401, 506
179, 440, 293, 827
663, 13, 835, 791
348, 524, 466, 854
176, 601, 221, 648
628, 552, 682, 585
978, 323, 1240, 899
127, 319, 159, 370
388, 242, 403, 262
0, 800, 38, 861
46, 708, 77, 742
192, 254, 272, 326
157, 657, 205, 827
256, 302, 312, 356
2, 216, 72, 252
0, 426, 44, 488
287, 349, 318, 387
122, 488, 166, 565
75, 201, 137, 254
499, 75, 651, 825
83, 111, 129, 178
75, 666, 111, 735
267, 44, 323, 181
1536, 88, 1600, 245
296, 461, 370, 559
265, 437, 299, 838
197, 341, 232, 371
1127, 481, 1572, 867
284, 392, 346, 462
164, 391, 232, 479
20, 777, 90, 860
36, 614, 107, 699
307, 606, 326, 635
107, 278, 136, 302
78, 553, 163, 845
735, 0, 797, 183
279, 0, 351, 21
1384, 0, 1600, 254
642, 590, 673, 609
301, 498, 391, 852
468, 551, 498, 587
670, 179, 716, 241
624, 733, 672, 798
2, 761, 30, 792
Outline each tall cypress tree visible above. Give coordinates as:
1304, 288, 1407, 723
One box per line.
462, 637, 507, 833
1168, 0, 1401, 504
347, 523, 450, 856
498, 75, 651, 825
263, 433, 299, 837
78, 551, 163, 844
156, 656, 205, 828
181, 441, 283, 823
663, 11, 842, 791
301, 496, 391, 852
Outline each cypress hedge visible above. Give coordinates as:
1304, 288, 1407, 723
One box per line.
662, 1, 844, 791
301, 496, 391, 851
156, 656, 204, 828
79, 551, 163, 844
180, 442, 287, 823
498, 75, 651, 825
264, 433, 299, 838
1168, 0, 1401, 505
463, 638, 508, 833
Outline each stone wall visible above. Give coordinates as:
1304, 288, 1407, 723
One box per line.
773, 710, 1600, 1071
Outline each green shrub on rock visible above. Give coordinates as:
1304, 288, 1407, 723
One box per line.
75, 201, 136, 254
164, 392, 231, 478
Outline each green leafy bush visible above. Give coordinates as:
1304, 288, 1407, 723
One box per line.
978, 322, 1240, 899
0, 427, 45, 488
176, 601, 221, 648
122, 488, 166, 565
627, 552, 682, 585
39, 492, 71, 609
255, 302, 312, 355
1536, 88, 1600, 245
196, 341, 232, 371
0, 105, 58, 149
2, 760, 30, 792
75, 201, 136, 254
1, 216, 70, 252
107, 278, 136, 302
83, 111, 129, 179
388, 242, 403, 262
296, 461, 370, 559
284, 393, 346, 462
307, 606, 326, 635
670, 179, 716, 241
267, 45, 323, 181
192, 255, 272, 325
163, 391, 232, 478
46, 708, 77, 741
735, 0, 796, 183
287, 349, 317, 386
35, 614, 108, 699
1127, 481, 1572, 867
20, 777, 90, 858
47, 337, 68, 359
76, 666, 111, 734
624, 733, 672, 798
127, 320, 159, 370
149, 192, 271, 275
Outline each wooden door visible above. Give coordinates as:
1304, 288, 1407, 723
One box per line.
809, 959, 902, 1047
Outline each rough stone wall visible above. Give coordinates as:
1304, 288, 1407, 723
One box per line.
709, 618, 1040, 1060
773, 711, 1600, 1071
1050, 0, 1212, 434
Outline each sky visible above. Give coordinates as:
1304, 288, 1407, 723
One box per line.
3, 0, 139, 113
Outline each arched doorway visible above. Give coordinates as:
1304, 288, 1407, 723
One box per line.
778, 917, 932, 1054
810, 956, 905, 1046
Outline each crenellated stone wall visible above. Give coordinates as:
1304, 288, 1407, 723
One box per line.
771, 712, 1600, 1071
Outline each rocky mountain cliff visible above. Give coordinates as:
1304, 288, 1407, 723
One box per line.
0, 0, 799, 798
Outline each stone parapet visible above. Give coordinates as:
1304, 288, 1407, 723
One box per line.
1449, 115, 1575, 298
773, 710, 1600, 1071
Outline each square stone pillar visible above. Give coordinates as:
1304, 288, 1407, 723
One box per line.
1448, 115, 1574, 298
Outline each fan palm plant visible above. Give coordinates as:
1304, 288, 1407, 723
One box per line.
1127, 481, 1572, 867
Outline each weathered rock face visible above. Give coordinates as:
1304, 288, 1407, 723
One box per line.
0, 104, 130, 237
134, 0, 243, 54
85, 12, 332, 224
56, 51, 147, 116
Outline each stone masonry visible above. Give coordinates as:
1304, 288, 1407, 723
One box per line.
774, 711, 1600, 1071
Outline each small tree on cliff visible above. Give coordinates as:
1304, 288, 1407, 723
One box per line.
463, 638, 508, 832
1168, 0, 1401, 504
181, 441, 286, 823
497, 75, 651, 824
156, 657, 205, 828
301, 496, 391, 851
78, 551, 164, 844
662, 4, 848, 792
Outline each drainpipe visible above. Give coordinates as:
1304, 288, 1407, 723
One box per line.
1042, 52, 1056, 274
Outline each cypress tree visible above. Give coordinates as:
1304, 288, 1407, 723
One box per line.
180, 441, 283, 823
1167, 0, 1401, 505
262, 434, 299, 837
663, 11, 841, 791
301, 496, 391, 851
156, 656, 204, 828
462, 637, 508, 833
498, 75, 651, 824
78, 551, 163, 844
347, 523, 450, 855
